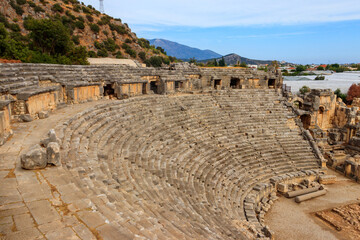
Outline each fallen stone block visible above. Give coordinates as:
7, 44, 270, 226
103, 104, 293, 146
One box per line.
21, 145, 47, 170
319, 175, 336, 185
47, 142, 61, 166
41, 129, 60, 147
285, 186, 321, 198
277, 183, 288, 193
20, 114, 33, 122
38, 111, 49, 119
295, 189, 327, 203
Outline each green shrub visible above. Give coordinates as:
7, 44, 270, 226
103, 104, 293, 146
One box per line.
28, 1, 36, 7
81, 6, 91, 14
16, 0, 26, 5
97, 48, 108, 57
145, 56, 163, 67
109, 23, 126, 34
125, 38, 131, 44
90, 23, 99, 33
72, 35, 80, 45
34, 6, 45, 13
73, 5, 80, 12
74, 21, 85, 29
86, 15, 93, 22
138, 51, 146, 61
103, 30, 108, 36
10, 1, 24, 15
94, 41, 103, 49
138, 38, 150, 48
98, 16, 111, 25
103, 38, 117, 52
87, 50, 96, 58
115, 51, 122, 58
299, 86, 310, 95
9, 23, 21, 32
52, 3, 64, 13
126, 48, 136, 58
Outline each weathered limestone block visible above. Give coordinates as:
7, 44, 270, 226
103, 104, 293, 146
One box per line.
20, 145, 47, 170
20, 114, 33, 122
319, 175, 336, 185
46, 142, 60, 166
41, 129, 60, 147
38, 111, 49, 119
277, 183, 288, 193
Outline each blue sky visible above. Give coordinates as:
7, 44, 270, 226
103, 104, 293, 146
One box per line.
83, 0, 360, 64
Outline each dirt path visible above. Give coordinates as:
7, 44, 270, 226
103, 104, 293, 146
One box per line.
265, 170, 360, 240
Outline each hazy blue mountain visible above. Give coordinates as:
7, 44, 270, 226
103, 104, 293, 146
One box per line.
149, 39, 222, 60
208, 53, 273, 65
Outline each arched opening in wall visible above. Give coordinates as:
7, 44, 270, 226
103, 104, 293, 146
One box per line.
214, 79, 222, 89
142, 83, 148, 94
230, 78, 241, 89
150, 81, 159, 94
300, 114, 311, 129
268, 79, 276, 88
294, 100, 303, 109
103, 84, 115, 97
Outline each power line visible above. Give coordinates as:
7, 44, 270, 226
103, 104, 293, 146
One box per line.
99, 0, 104, 13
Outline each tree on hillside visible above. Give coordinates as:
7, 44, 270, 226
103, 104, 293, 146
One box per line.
25, 19, 72, 55
240, 62, 247, 68
218, 57, 226, 67
346, 83, 360, 103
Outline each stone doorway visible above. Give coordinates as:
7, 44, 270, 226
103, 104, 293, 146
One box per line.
103, 84, 115, 97
268, 79, 276, 88
300, 114, 311, 129
150, 81, 158, 94
230, 78, 241, 89
214, 79, 222, 89
142, 83, 147, 94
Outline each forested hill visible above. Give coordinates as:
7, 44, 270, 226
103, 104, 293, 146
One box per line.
0, 0, 169, 65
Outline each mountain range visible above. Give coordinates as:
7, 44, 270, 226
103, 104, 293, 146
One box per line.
149, 39, 222, 61
149, 39, 273, 65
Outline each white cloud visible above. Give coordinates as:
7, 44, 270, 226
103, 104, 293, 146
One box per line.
83, 0, 360, 27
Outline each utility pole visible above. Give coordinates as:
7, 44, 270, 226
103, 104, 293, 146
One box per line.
99, 0, 104, 13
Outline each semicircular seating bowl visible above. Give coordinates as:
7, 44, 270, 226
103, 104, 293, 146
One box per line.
57, 89, 320, 239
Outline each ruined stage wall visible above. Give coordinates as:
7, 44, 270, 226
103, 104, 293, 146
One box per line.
0, 63, 282, 145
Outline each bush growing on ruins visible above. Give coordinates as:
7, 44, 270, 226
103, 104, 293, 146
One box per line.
334, 88, 347, 103
299, 86, 310, 95
346, 84, 360, 103
90, 23, 100, 33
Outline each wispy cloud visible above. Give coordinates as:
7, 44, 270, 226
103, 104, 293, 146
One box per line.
83, 0, 360, 27
226, 32, 314, 39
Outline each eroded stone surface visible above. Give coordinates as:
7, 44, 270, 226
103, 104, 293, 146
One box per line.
46, 142, 60, 166
20, 145, 47, 170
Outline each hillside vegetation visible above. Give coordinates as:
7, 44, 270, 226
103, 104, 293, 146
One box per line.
0, 0, 173, 65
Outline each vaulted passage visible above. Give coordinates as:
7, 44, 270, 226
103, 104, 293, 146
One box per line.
103, 84, 115, 97
150, 81, 159, 94
230, 78, 241, 89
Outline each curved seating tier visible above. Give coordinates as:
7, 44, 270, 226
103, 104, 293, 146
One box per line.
57, 89, 320, 239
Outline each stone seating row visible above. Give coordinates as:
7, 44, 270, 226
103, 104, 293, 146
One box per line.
51, 90, 320, 239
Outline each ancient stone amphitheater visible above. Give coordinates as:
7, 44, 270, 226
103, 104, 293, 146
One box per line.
0, 63, 324, 239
